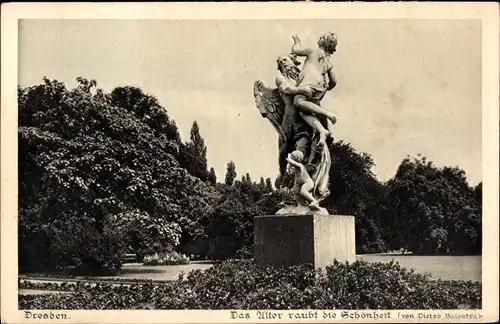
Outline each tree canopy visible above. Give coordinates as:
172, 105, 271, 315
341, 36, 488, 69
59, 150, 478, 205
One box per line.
383, 156, 481, 254
18, 78, 218, 273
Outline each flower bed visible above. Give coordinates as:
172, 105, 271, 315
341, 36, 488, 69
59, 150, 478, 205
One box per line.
143, 251, 190, 266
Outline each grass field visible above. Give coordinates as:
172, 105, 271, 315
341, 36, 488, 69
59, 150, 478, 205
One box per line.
94, 254, 481, 282
19, 254, 481, 285
357, 254, 481, 281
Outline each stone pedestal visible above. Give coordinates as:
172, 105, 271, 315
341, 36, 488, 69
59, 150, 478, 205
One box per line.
254, 214, 355, 269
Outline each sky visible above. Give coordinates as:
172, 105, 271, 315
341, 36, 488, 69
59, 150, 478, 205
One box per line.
18, 19, 482, 185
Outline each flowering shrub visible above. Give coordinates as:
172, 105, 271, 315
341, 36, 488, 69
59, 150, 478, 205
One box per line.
143, 251, 190, 266
19, 260, 480, 310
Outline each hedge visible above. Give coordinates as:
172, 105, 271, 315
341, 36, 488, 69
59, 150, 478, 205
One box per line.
19, 260, 481, 310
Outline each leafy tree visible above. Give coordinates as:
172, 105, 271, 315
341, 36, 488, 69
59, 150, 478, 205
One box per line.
224, 161, 237, 186
383, 156, 481, 255
325, 141, 387, 253
197, 184, 287, 260
110, 86, 181, 143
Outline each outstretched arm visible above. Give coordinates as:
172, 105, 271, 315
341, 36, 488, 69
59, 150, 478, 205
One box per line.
291, 35, 313, 57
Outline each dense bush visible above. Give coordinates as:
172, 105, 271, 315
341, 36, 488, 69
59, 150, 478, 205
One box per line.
20, 281, 74, 292
183, 178, 284, 260
19, 276, 168, 284
19, 260, 481, 310
143, 251, 190, 266
19, 279, 170, 292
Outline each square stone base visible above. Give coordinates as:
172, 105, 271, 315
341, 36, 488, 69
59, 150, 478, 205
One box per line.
254, 214, 355, 269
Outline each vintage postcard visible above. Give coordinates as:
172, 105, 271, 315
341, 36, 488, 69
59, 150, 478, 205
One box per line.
1, 2, 499, 323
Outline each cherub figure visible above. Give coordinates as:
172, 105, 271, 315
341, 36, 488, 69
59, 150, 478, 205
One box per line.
286, 150, 320, 209
291, 32, 339, 148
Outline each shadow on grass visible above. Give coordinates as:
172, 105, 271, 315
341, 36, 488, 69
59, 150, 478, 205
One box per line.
118, 268, 165, 274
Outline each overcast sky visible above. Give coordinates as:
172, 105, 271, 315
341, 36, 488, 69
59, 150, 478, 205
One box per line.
18, 19, 482, 185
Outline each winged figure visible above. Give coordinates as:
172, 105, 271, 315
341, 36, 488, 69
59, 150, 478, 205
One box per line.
253, 53, 332, 206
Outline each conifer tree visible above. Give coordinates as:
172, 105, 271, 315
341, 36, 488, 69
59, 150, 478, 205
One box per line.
181, 121, 208, 180
245, 173, 252, 185
224, 161, 237, 186
265, 177, 273, 192
208, 167, 217, 185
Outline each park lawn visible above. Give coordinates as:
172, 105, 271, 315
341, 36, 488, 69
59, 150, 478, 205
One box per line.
357, 254, 481, 281
112, 255, 480, 282
19, 255, 481, 285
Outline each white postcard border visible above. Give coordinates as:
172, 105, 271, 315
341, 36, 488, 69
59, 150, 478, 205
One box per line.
1, 2, 498, 323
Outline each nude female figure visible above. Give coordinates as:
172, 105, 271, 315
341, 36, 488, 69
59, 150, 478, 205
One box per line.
291, 32, 339, 148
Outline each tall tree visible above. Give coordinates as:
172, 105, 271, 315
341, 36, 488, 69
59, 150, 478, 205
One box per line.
225, 161, 237, 186
474, 182, 482, 205
258, 177, 266, 192
166, 120, 182, 144
245, 173, 252, 185
384, 156, 481, 255
190, 121, 206, 156
179, 121, 208, 181
265, 177, 273, 192
325, 141, 387, 253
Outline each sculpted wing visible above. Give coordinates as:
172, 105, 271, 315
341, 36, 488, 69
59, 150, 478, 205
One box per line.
253, 80, 286, 141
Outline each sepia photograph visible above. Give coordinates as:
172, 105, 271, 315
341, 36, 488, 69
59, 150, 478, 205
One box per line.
1, 2, 499, 323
